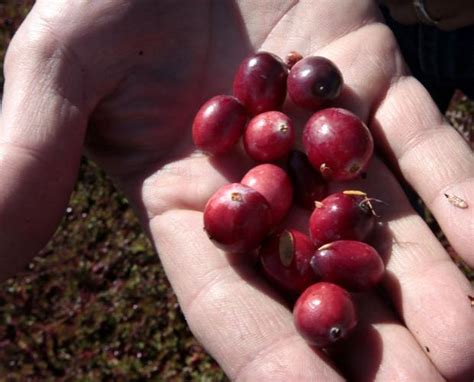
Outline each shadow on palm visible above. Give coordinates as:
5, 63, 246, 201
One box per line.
82, 1, 252, 184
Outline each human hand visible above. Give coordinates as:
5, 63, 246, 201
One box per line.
381, 0, 474, 30
1, 0, 473, 380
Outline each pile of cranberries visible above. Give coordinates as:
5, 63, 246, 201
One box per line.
192, 51, 384, 349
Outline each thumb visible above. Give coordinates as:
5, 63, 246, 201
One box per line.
0, 14, 89, 279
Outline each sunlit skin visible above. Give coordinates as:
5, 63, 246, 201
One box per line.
0, 1, 473, 380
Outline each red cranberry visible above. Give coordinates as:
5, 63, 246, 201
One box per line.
293, 282, 357, 348
309, 191, 376, 247
192, 95, 247, 155
233, 51, 288, 115
302, 108, 374, 181
287, 56, 343, 110
311, 241, 384, 292
203, 183, 271, 253
287, 150, 327, 210
285, 51, 303, 69
241, 164, 293, 225
260, 229, 319, 295
243, 111, 295, 162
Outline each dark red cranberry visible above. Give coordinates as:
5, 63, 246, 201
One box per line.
241, 164, 293, 225
309, 191, 375, 247
287, 150, 327, 210
203, 183, 271, 253
192, 95, 247, 155
233, 51, 288, 115
293, 282, 357, 348
302, 108, 374, 181
243, 111, 295, 162
260, 229, 319, 295
287, 56, 343, 110
285, 51, 303, 69
311, 241, 385, 292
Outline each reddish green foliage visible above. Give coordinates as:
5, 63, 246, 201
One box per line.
0, 1, 35, 90
0, 159, 226, 380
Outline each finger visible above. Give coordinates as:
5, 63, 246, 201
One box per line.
331, 291, 444, 382
308, 24, 474, 376
0, 10, 88, 278
372, 76, 474, 266
140, 148, 255, 219
266, 18, 474, 266
150, 209, 344, 381
335, 157, 474, 381
238, 0, 379, 53
325, 26, 474, 269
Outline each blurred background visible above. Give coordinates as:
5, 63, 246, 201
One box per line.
0, 2, 472, 381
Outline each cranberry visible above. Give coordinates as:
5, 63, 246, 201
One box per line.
243, 111, 295, 162
287, 150, 327, 210
287, 56, 343, 110
302, 108, 374, 181
241, 164, 293, 225
203, 183, 271, 253
285, 51, 303, 69
192, 95, 247, 155
233, 51, 288, 115
311, 241, 385, 292
293, 282, 357, 348
260, 229, 319, 295
309, 191, 375, 247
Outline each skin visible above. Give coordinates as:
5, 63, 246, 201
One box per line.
380, 0, 474, 30
0, 0, 473, 380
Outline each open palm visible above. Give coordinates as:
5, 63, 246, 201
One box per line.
1, 0, 472, 380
